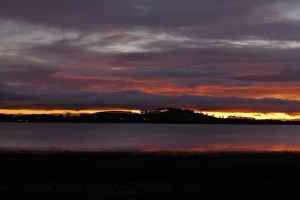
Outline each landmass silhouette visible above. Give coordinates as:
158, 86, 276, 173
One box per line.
1, 108, 299, 124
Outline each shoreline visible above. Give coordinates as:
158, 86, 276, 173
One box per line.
2, 151, 300, 199
2, 121, 300, 125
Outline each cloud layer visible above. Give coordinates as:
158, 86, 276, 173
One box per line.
1, 0, 300, 114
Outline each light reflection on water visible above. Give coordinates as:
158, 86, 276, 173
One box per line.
1, 123, 300, 151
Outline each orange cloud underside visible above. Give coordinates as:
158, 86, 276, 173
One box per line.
52, 73, 300, 99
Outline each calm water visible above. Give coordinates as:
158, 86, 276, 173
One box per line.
1, 123, 300, 151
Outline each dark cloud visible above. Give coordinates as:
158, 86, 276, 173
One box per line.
21, 39, 300, 68
1, 90, 300, 114
0, 89, 36, 102
0, 0, 299, 41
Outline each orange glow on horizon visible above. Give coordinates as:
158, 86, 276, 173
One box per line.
201, 111, 300, 120
0, 109, 141, 115
0, 109, 299, 120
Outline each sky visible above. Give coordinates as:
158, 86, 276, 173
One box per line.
1, 0, 300, 119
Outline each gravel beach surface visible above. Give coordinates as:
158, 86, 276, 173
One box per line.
1, 151, 300, 199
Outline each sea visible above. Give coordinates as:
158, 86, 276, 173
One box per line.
1, 123, 300, 151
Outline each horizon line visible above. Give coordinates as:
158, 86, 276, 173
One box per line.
1, 108, 300, 120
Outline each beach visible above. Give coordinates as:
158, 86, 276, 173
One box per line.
1, 151, 300, 199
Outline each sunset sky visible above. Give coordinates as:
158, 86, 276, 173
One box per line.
1, 0, 300, 119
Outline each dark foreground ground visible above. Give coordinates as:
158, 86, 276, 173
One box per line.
1, 151, 300, 199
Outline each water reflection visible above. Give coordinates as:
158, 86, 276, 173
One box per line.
1, 123, 300, 151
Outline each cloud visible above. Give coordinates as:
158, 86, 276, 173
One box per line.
1, 90, 300, 114
1, 41, 300, 100
0, 0, 299, 40
226, 69, 300, 82
0, 88, 36, 102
